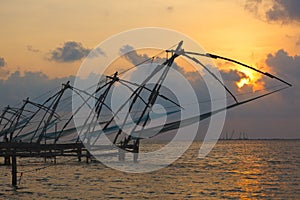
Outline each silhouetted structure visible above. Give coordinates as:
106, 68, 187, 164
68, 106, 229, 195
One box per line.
0, 41, 291, 187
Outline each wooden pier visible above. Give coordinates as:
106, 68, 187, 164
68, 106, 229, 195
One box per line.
0, 142, 118, 187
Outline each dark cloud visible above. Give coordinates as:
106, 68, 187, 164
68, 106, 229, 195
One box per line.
245, 0, 300, 23
221, 69, 246, 82
0, 70, 9, 79
266, 0, 300, 22
119, 44, 134, 54
0, 57, 6, 67
0, 71, 75, 107
27, 45, 40, 53
220, 69, 253, 96
119, 44, 187, 74
48, 41, 104, 63
266, 49, 300, 81
88, 47, 106, 58
265, 49, 300, 106
119, 45, 149, 65
0, 57, 9, 78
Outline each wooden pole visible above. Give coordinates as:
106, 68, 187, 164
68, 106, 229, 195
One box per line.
4, 154, 11, 165
133, 139, 139, 163
54, 154, 56, 164
11, 150, 17, 187
77, 148, 82, 162
118, 148, 125, 161
86, 150, 90, 163
133, 152, 138, 163
4, 137, 10, 165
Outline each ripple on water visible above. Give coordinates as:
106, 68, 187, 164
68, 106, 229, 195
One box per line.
0, 140, 299, 199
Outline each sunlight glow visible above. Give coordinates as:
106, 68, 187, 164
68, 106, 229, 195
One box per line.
236, 77, 250, 88
235, 66, 265, 91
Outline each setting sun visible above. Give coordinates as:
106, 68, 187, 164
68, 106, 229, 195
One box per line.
235, 66, 264, 91
237, 77, 250, 88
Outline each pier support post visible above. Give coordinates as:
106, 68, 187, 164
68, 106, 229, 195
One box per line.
133, 152, 138, 163
4, 137, 11, 165
133, 139, 139, 163
77, 148, 82, 162
86, 150, 90, 163
11, 151, 17, 187
118, 148, 125, 161
54, 156, 56, 164
4, 155, 11, 165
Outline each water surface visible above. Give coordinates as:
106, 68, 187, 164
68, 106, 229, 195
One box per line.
0, 140, 299, 199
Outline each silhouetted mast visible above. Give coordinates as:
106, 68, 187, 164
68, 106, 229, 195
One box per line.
112, 41, 184, 154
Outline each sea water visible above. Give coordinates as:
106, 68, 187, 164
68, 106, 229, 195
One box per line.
0, 140, 299, 199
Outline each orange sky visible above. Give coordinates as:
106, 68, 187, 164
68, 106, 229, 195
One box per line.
0, 0, 299, 139
0, 0, 299, 82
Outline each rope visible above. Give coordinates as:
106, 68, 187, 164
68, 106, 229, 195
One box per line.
17, 156, 78, 185
31, 86, 61, 102
118, 43, 178, 76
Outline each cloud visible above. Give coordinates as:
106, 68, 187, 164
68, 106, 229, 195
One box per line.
87, 47, 106, 58
119, 44, 134, 54
27, 45, 40, 53
48, 41, 104, 63
244, 0, 300, 23
266, 0, 300, 22
0, 70, 9, 79
0, 57, 9, 79
0, 57, 8, 78
220, 69, 253, 94
119, 44, 187, 74
266, 49, 300, 80
231, 49, 300, 135
119, 44, 149, 65
221, 69, 247, 82
244, 0, 263, 16
265, 49, 300, 105
0, 71, 75, 107
0, 57, 6, 67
